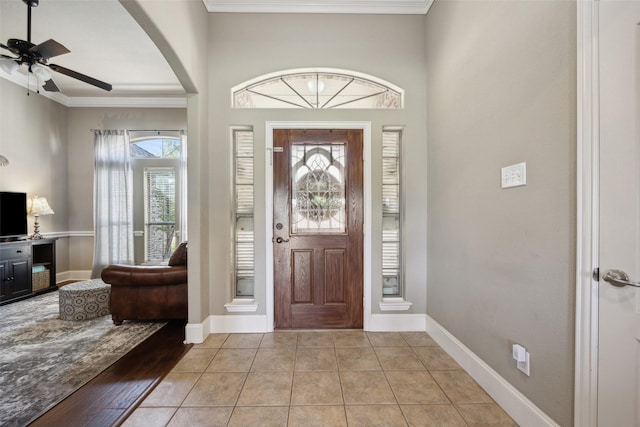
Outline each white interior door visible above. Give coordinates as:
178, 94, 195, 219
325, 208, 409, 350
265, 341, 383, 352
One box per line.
598, 1, 640, 424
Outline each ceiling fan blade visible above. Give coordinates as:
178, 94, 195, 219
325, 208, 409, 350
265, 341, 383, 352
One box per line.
48, 63, 112, 92
42, 78, 60, 92
30, 39, 69, 60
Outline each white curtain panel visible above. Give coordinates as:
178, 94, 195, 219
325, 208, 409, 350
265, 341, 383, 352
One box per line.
91, 130, 134, 278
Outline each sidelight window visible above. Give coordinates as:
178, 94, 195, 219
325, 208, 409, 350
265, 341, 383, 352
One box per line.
382, 129, 402, 297
233, 129, 255, 297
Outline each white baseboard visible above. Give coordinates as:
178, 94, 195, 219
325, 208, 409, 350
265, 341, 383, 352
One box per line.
189, 313, 426, 339
56, 270, 91, 283
185, 318, 210, 344
210, 314, 270, 333
186, 315, 271, 342
368, 313, 427, 331
425, 315, 559, 427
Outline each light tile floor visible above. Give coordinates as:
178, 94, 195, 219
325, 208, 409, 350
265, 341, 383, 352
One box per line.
123, 331, 517, 427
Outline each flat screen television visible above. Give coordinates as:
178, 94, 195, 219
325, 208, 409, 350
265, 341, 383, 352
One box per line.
0, 192, 28, 240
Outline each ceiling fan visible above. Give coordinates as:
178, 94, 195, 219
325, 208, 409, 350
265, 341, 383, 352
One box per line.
0, 0, 112, 92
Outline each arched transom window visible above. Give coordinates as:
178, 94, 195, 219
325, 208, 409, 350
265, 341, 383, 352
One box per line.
232, 68, 404, 109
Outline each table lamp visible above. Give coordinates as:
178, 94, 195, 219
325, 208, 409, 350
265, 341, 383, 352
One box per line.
28, 195, 54, 240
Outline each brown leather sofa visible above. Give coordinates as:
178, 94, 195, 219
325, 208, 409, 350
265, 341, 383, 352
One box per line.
101, 242, 188, 325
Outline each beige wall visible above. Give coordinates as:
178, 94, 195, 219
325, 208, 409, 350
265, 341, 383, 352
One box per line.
66, 107, 187, 271
425, 1, 576, 425
125, 0, 211, 324
1, 4, 579, 422
208, 13, 428, 316
0, 80, 187, 274
0, 79, 70, 272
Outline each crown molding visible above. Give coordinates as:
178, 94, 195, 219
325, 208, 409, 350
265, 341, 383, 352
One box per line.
1, 71, 68, 104
203, 0, 434, 14
65, 96, 187, 108
1, 74, 187, 108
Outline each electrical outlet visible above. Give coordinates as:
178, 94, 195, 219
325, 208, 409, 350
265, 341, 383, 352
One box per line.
517, 350, 530, 376
512, 343, 530, 376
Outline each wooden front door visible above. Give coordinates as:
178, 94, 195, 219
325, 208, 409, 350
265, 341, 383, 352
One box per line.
273, 129, 363, 329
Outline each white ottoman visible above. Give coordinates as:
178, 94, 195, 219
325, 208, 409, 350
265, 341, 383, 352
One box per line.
59, 279, 111, 321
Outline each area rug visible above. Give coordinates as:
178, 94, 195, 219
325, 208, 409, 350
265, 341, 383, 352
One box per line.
0, 291, 165, 427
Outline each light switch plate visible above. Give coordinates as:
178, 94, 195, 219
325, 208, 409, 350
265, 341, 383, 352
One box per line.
501, 162, 526, 189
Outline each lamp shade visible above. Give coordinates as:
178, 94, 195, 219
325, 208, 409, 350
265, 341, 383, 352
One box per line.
28, 196, 54, 216
30, 63, 52, 82
0, 58, 19, 75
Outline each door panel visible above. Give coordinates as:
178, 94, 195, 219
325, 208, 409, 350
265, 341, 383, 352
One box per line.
274, 129, 363, 329
292, 250, 313, 303
325, 249, 346, 303
598, 1, 640, 425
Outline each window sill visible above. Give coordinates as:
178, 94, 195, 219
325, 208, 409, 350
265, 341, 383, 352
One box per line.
378, 297, 413, 311
224, 299, 259, 313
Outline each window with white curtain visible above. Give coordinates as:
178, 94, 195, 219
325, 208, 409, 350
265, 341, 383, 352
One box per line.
92, 130, 134, 278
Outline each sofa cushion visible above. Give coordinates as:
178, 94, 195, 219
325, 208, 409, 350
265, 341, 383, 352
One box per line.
101, 264, 187, 287
168, 242, 188, 266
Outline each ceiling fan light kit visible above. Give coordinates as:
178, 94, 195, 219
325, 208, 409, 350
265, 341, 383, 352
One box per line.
30, 62, 50, 81
0, 0, 112, 93
0, 57, 19, 74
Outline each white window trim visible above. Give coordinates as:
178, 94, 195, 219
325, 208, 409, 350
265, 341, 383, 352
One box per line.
228, 126, 256, 308
379, 126, 412, 311
225, 299, 259, 312
379, 297, 413, 311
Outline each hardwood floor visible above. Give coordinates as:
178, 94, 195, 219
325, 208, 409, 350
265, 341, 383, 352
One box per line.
29, 320, 192, 427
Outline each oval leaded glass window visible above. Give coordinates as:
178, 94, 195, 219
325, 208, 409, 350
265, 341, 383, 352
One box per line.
232, 68, 403, 109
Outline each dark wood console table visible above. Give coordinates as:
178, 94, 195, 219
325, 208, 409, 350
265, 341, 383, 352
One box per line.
0, 238, 57, 305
